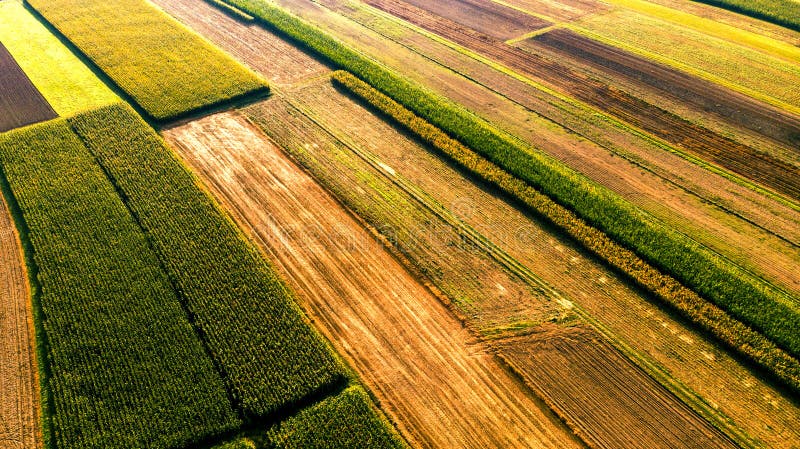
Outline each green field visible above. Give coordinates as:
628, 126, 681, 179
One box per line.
0, 119, 239, 449
692, 0, 800, 32
26, 0, 268, 121
0, 1, 117, 116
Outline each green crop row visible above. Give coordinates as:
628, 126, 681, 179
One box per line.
0, 120, 239, 449
25, 0, 268, 121
220, 0, 800, 358
69, 103, 346, 419
692, 0, 800, 32
332, 70, 800, 392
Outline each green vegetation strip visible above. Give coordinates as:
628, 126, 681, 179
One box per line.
68, 103, 346, 419
691, 0, 800, 32
332, 70, 800, 393
0, 120, 239, 449
222, 0, 800, 365
25, 0, 268, 121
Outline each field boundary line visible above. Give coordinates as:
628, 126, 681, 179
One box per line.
345, 0, 800, 213
282, 87, 759, 449
504, 25, 562, 44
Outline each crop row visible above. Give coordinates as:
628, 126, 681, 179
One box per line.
692, 0, 800, 32
25, 0, 268, 121
332, 70, 800, 392
68, 104, 347, 419
221, 0, 800, 359
0, 120, 239, 449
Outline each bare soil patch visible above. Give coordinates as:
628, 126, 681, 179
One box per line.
398, 0, 550, 40
496, 324, 735, 449
364, 0, 800, 201
162, 111, 585, 449
0, 42, 56, 133
151, 0, 331, 86
0, 192, 40, 449
527, 28, 800, 150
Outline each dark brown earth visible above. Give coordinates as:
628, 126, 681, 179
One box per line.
0, 42, 56, 133
364, 0, 800, 201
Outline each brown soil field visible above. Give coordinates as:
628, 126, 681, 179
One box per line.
150, 0, 331, 86
363, 0, 800, 201
526, 28, 800, 150
398, 0, 550, 40
497, 325, 735, 449
0, 42, 56, 133
0, 193, 40, 449
493, 0, 608, 21
260, 78, 800, 448
162, 111, 585, 449
245, 90, 742, 449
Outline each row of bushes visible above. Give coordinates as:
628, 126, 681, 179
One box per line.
332, 70, 800, 392
69, 103, 347, 419
0, 120, 239, 448
221, 0, 800, 359
26, 0, 268, 121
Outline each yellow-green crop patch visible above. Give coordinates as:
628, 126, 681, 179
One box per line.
0, 1, 117, 117
26, 0, 268, 121
575, 9, 800, 110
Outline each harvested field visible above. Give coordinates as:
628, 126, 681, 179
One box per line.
0, 192, 39, 449
492, 0, 608, 21
151, 0, 331, 86
162, 111, 585, 449
526, 28, 800, 150
497, 325, 735, 449
0, 42, 56, 133
363, 0, 800, 201
263, 78, 800, 448
397, 0, 550, 40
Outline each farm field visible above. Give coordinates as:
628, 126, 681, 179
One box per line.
0, 1, 118, 117
0, 42, 56, 133
161, 111, 583, 449
250, 76, 800, 448
0, 191, 39, 449
2, 0, 800, 448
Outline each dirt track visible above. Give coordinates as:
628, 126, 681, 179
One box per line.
151, 0, 331, 86
497, 325, 734, 449
162, 111, 585, 449
364, 0, 800, 201
0, 42, 56, 133
0, 192, 39, 449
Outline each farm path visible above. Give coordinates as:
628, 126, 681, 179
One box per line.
0, 190, 39, 449
162, 112, 585, 449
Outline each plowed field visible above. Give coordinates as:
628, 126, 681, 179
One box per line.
151, 0, 331, 86
162, 111, 584, 449
363, 0, 800, 201
0, 192, 39, 449
497, 325, 734, 449
0, 42, 56, 133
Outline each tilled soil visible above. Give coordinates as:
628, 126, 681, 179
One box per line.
0, 192, 39, 449
0, 42, 56, 133
496, 325, 735, 449
162, 111, 585, 449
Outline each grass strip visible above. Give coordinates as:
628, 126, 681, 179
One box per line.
0, 119, 239, 449
332, 70, 800, 393
68, 103, 347, 419
691, 0, 800, 32
25, 0, 268, 121
222, 0, 800, 366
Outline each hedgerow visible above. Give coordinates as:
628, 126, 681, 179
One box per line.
332, 70, 800, 392
68, 104, 346, 419
0, 120, 239, 448
26, 0, 268, 121
220, 0, 800, 359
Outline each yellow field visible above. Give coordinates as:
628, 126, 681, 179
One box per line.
0, 1, 117, 117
